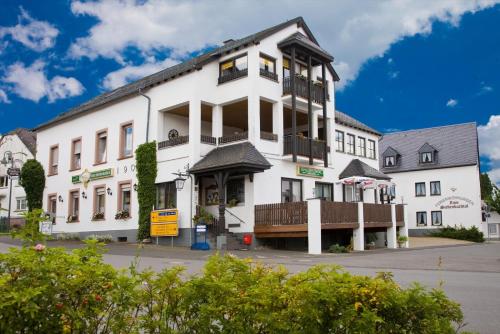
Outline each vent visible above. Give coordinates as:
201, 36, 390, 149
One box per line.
117, 236, 128, 242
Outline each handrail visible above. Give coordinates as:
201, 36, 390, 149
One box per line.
225, 207, 247, 225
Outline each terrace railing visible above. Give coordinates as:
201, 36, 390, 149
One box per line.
255, 202, 307, 226
158, 135, 189, 150
218, 131, 248, 145
283, 135, 326, 160
282, 75, 326, 104
321, 201, 359, 226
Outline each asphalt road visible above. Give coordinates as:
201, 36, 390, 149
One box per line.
1, 238, 499, 333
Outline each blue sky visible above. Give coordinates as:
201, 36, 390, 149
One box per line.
1, 1, 500, 180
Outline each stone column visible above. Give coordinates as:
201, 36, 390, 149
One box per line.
387, 204, 397, 249
400, 204, 409, 248
212, 105, 223, 139
307, 198, 322, 254
189, 99, 201, 164
247, 95, 259, 144
353, 202, 365, 251
274, 100, 283, 153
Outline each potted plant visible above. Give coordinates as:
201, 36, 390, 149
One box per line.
227, 198, 239, 208
193, 207, 214, 225
92, 212, 105, 221
397, 235, 409, 248
365, 233, 378, 250
115, 210, 130, 220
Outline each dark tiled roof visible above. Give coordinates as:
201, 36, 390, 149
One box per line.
36, 17, 339, 131
382, 146, 400, 156
339, 159, 391, 180
189, 142, 271, 174
379, 123, 479, 173
4, 128, 37, 156
335, 111, 381, 136
277, 32, 333, 62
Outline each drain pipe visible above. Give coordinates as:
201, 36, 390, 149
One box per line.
138, 88, 151, 143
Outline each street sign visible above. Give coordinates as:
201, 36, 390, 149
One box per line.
151, 222, 178, 237
7, 168, 20, 177
151, 209, 178, 223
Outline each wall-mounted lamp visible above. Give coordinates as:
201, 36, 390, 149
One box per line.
81, 191, 87, 199
58, 195, 64, 203
133, 183, 138, 191
107, 187, 112, 196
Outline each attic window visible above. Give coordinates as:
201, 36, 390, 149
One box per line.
384, 156, 396, 167
420, 152, 433, 164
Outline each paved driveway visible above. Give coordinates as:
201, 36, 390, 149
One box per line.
1, 238, 499, 333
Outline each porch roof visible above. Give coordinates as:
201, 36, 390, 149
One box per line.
189, 142, 272, 176
278, 32, 334, 64
339, 159, 391, 181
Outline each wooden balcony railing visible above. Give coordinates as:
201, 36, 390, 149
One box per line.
158, 135, 189, 150
260, 131, 278, 141
363, 203, 392, 225
283, 135, 326, 160
260, 68, 278, 81
321, 201, 358, 226
282, 75, 327, 104
218, 131, 248, 144
255, 202, 307, 226
396, 204, 405, 226
218, 68, 248, 84
201, 135, 217, 145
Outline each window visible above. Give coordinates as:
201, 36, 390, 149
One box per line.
95, 130, 107, 164
357, 137, 366, 157
416, 211, 427, 226
48, 194, 57, 218
430, 181, 441, 196
118, 182, 131, 214
344, 184, 363, 202
415, 182, 426, 197
71, 138, 82, 170
431, 211, 442, 226
16, 197, 27, 211
384, 156, 396, 167
220, 54, 248, 77
420, 152, 433, 163
259, 53, 276, 80
367, 140, 376, 159
0, 175, 8, 188
69, 190, 79, 221
94, 186, 106, 216
335, 131, 344, 152
120, 123, 133, 158
346, 134, 355, 154
283, 58, 308, 78
49, 145, 59, 175
226, 178, 245, 205
281, 178, 302, 203
156, 182, 177, 209
315, 182, 333, 201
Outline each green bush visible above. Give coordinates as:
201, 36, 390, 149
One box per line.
135, 141, 157, 241
86, 234, 113, 243
328, 243, 349, 253
20, 159, 46, 211
431, 225, 484, 243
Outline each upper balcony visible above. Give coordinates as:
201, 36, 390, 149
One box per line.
283, 75, 327, 105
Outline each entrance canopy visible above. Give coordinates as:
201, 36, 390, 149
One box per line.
339, 159, 391, 181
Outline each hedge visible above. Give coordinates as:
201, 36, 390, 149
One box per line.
135, 141, 157, 241
431, 225, 484, 243
20, 159, 45, 211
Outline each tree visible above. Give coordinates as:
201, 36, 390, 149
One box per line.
20, 159, 45, 211
488, 188, 500, 215
135, 142, 157, 241
480, 173, 494, 201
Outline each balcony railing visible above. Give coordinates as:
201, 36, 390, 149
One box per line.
218, 68, 248, 84
282, 75, 327, 104
260, 68, 278, 81
260, 131, 278, 141
255, 202, 308, 226
218, 131, 248, 144
158, 135, 189, 150
201, 135, 217, 145
283, 135, 326, 160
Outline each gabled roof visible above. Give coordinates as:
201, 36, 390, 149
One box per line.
35, 17, 339, 131
189, 142, 271, 175
277, 32, 333, 63
379, 123, 479, 173
418, 142, 438, 153
382, 146, 400, 157
339, 159, 391, 180
335, 111, 381, 136
1, 128, 37, 156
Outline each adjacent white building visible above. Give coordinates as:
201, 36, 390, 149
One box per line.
379, 123, 483, 235
0, 129, 37, 226
35, 17, 404, 250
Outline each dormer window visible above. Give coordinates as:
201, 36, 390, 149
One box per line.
384, 156, 396, 167
418, 143, 438, 165
382, 146, 400, 167
420, 152, 433, 163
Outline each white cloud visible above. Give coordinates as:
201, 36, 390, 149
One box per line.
68, 0, 500, 89
446, 98, 458, 107
0, 7, 59, 52
478, 115, 500, 185
101, 58, 179, 90
3, 60, 84, 103
0, 89, 10, 104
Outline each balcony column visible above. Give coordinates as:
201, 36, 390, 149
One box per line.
274, 100, 283, 152
307, 55, 313, 165
321, 64, 328, 167
189, 99, 201, 164
212, 105, 223, 140
248, 95, 259, 144
291, 47, 297, 162
307, 198, 322, 254
387, 204, 397, 249
400, 204, 409, 248
312, 112, 319, 139
353, 202, 365, 251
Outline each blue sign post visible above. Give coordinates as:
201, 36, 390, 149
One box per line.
191, 224, 210, 250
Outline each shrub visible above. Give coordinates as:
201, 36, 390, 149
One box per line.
135, 141, 157, 241
431, 225, 484, 243
85, 234, 113, 243
55, 232, 81, 241
20, 159, 46, 211
328, 243, 349, 253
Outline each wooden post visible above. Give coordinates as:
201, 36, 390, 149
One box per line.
321, 63, 328, 167
214, 171, 229, 233
291, 47, 297, 162
307, 55, 313, 165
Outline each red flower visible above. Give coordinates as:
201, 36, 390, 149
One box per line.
55, 303, 63, 309
95, 294, 102, 302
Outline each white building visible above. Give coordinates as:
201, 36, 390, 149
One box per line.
379, 123, 483, 236
0, 129, 37, 226
36, 17, 405, 250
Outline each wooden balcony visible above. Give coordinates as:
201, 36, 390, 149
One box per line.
158, 135, 189, 150
321, 201, 359, 229
218, 68, 248, 84
282, 75, 327, 105
254, 202, 308, 238
283, 135, 326, 160
396, 204, 405, 227
363, 203, 392, 228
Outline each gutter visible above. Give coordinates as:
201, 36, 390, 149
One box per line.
138, 88, 151, 143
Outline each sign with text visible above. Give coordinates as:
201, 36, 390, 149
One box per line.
435, 196, 474, 209
151, 209, 178, 223
151, 222, 178, 237
72, 168, 114, 184
296, 165, 324, 178
7, 168, 20, 177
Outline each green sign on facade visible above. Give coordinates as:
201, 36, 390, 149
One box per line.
296, 165, 324, 178
72, 168, 114, 184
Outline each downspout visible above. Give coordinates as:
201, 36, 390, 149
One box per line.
138, 88, 151, 143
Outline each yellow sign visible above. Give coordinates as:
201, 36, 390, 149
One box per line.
151, 209, 178, 223
151, 222, 178, 237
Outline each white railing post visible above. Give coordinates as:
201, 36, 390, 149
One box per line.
400, 204, 409, 248
353, 202, 364, 251
307, 198, 322, 254
387, 204, 397, 249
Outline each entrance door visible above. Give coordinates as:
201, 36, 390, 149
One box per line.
488, 224, 499, 238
